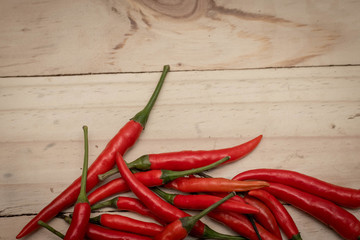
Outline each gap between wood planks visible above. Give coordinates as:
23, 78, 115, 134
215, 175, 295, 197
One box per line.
0, 64, 359, 79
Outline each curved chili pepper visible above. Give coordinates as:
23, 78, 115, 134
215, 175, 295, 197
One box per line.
16, 65, 170, 239
248, 189, 302, 240
90, 213, 164, 237
86, 223, 153, 240
88, 156, 231, 204
165, 176, 269, 192
209, 191, 263, 240
64, 126, 91, 240
208, 211, 280, 240
243, 195, 282, 239
152, 187, 259, 214
99, 135, 262, 180
233, 168, 360, 208
154, 192, 242, 240
115, 153, 247, 240
91, 196, 165, 224
265, 182, 360, 240
62, 214, 152, 240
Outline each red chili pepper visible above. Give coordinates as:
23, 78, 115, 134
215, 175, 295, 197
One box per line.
165, 176, 269, 193
154, 192, 241, 240
115, 153, 247, 240
99, 135, 262, 180
265, 182, 360, 240
233, 168, 360, 208
152, 187, 259, 214
86, 223, 153, 240
243, 195, 282, 239
90, 213, 164, 237
248, 189, 302, 240
208, 211, 281, 240
62, 214, 152, 240
64, 126, 91, 240
91, 196, 165, 224
88, 156, 231, 204
16, 65, 170, 239
209, 192, 264, 240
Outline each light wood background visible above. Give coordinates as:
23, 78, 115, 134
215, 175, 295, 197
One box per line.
1, 1, 359, 239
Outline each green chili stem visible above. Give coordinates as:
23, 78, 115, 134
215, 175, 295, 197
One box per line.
197, 172, 262, 240
131, 65, 170, 128
89, 215, 101, 224
90, 197, 117, 211
98, 167, 119, 181
77, 125, 89, 204
181, 192, 236, 233
38, 221, 64, 239
152, 187, 176, 204
291, 233, 303, 240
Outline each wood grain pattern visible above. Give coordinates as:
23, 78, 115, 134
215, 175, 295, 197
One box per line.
1, 66, 359, 239
1, 0, 360, 76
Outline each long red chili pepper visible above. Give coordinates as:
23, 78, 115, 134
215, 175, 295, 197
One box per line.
243, 195, 282, 239
248, 189, 302, 240
16, 65, 170, 239
90, 213, 164, 237
86, 223, 153, 240
233, 168, 360, 208
99, 135, 262, 180
165, 176, 269, 192
63, 125, 91, 240
62, 215, 152, 240
91, 196, 165, 224
115, 153, 247, 240
264, 182, 360, 240
88, 156, 231, 204
208, 211, 280, 240
152, 187, 259, 214
154, 192, 242, 240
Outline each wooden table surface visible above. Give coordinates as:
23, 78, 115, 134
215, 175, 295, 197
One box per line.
1, 1, 359, 239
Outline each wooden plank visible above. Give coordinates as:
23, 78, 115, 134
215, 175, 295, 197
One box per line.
1, 66, 359, 239
0, 0, 359, 76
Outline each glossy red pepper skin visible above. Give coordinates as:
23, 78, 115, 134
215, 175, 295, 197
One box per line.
154, 192, 239, 240
88, 171, 164, 204
64, 125, 91, 240
115, 153, 245, 240
165, 176, 269, 192
115, 153, 205, 236
265, 182, 360, 240
233, 168, 360, 208
208, 211, 280, 240
94, 213, 164, 237
244, 195, 282, 239
154, 219, 188, 240
117, 153, 210, 237
86, 223, 153, 240
91, 196, 165, 224
16, 66, 170, 239
129, 135, 262, 171
63, 203, 91, 240
17, 121, 142, 239
153, 187, 259, 214
174, 194, 258, 214
89, 156, 231, 205
248, 189, 302, 240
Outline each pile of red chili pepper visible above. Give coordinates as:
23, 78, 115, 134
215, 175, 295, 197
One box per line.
17, 65, 360, 240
